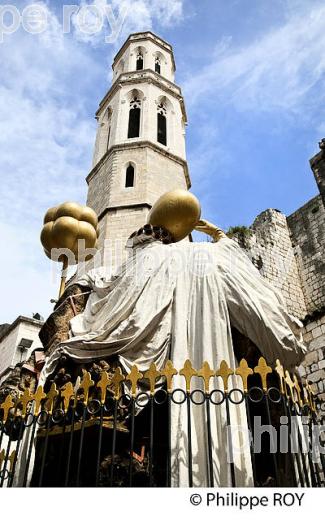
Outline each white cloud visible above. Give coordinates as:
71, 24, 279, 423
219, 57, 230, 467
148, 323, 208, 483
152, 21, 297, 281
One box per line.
70, 0, 184, 45
0, 0, 186, 322
0, 4, 105, 322
183, 1, 325, 116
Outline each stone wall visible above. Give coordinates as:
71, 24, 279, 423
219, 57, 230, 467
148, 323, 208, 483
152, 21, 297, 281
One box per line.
299, 315, 325, 407
231, 208, 307, 319
230, 144, 325, 414
287, 195, 325, 315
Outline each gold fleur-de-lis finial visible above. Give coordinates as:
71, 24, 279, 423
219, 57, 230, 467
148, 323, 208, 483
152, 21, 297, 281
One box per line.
179, 360, 197, 393
197, 361, 215, 394
0, 449, 5, 471
254, 357, 272, 392
216, 360, 234, 393
305, 380, 316, 412
161, 360, 178, 393
293, 375, 303, 408
126, 365, 143, 396
8, 450, 16, 473
45, 383, 59, 415
274, 359, 286, 395
144, 363, 161, 395
235, 359, 253, 393
284, 370, 295, 402
96, 371, 110, 404
80, 370, 95, 405
111, 367, 125, 400
19, 389, 33, 418
33, 386, 47, 416
0, 394, 14, 423
61, 382, 75, 413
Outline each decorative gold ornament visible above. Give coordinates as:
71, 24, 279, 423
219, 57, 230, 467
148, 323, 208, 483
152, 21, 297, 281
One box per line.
179, 359, 197, 393
126, 365, 143, 396
40, 202, 99, 298
61, 382, 75, 413
293, 375, 303, 408
45, 383, 59, 415
305, 380, 316, 412
235, 359, 253, 393
284, 370, 295, 402
97, 371, 111, 404
79, 371, 95, 405
33, 386, 47, 416
8, 450, 16, 473
216, 360, 234, 393
148, 189, 201, 242
254, 357, 272, 392
274, 359, 286, 395
0, 450, 5, 471
0, 394, 14, 423
111, 367, 125, 400
144, 363, 161, 395
197, 361, 215, 393
19, 389, 33, 418
161, 360, 178, 393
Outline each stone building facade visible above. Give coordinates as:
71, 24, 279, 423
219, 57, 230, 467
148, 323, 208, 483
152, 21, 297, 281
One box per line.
232, 141, 325, 409
0, 315, 44, 387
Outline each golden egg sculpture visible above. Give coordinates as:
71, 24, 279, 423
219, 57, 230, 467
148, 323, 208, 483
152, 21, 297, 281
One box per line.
148, 189, 201, 242
40, 202, 99, 265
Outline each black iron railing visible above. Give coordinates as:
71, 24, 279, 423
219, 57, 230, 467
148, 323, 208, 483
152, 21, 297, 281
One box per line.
0, 357, 324, 487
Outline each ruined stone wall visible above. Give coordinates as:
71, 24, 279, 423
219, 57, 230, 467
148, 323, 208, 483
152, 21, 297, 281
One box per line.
287, 195, 325, 316
231, 185, 325, 412
232, 208, 307, 319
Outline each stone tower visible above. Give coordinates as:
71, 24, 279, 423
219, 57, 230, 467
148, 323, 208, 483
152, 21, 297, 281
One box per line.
86, 31, 191, 266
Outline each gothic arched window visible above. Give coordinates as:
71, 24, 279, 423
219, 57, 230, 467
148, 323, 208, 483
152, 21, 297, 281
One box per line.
157, 103, 167, 146
125, 164, 135, 188
128, 97, 141, 138
136, 52, 144, 70
155, 57, 161, 74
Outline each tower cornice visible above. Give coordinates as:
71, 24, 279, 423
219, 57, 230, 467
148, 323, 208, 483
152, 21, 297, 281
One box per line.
96, 69, 187, 123
86, 140, 191, 188
113, 31, 176, 72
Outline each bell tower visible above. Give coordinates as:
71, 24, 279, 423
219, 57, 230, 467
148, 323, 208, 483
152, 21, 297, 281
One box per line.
86, 31, 191, 265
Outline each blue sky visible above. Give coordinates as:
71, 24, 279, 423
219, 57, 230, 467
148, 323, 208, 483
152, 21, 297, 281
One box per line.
0, 0, 324, 323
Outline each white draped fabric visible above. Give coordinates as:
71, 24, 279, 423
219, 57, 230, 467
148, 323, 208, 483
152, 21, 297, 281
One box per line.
38, 238, 306, 487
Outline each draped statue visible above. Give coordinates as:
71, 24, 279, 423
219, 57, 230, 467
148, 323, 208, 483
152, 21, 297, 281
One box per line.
37, 190, 306, 486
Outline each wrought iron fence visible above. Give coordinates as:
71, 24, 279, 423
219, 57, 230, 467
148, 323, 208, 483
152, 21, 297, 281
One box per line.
0, 357, 324, 487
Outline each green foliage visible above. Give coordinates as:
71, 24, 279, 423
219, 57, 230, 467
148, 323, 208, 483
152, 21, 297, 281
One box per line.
226, 225, 252, 239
